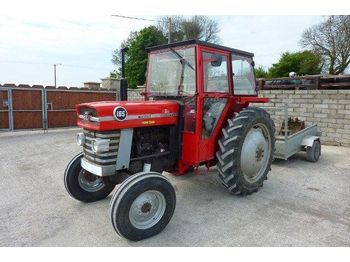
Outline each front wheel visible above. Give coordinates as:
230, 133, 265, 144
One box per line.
109, 172, 176, 241
64, 153, 117, 202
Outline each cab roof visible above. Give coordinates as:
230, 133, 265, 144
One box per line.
146, 39, 254, 57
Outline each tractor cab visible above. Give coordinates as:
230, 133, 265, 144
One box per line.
144, 40, 267, 173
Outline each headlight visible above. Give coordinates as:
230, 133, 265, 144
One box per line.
91, 138, 110, 153
76, 133, 85, 146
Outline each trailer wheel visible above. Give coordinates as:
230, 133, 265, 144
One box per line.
110, 172, 176, 241
64, 153, 117, 202
216, 107, 275, 195
306, 140, 321, 162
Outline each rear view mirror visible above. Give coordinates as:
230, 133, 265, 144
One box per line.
211, 54, 222, 67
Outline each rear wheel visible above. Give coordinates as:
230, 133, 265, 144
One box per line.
216, 107, 275, 195
110, 172, 176, 241
306, 140, 321, 162
64, 153, 117, 202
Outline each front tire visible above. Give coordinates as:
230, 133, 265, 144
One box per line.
216, 107, 275, 195
109, 172, 176, 241
64, 153, 117, 202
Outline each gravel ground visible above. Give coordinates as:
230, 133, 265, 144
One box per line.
0, 129, 349, 246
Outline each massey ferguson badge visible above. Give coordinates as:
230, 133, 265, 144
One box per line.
113, 106, 127, 121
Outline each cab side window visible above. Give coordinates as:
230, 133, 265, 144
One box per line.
202, 98, 227, 138
232, 55, 257, 95
203, 52, 229, 93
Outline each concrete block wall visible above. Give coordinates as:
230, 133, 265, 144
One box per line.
255, 90, 350, 147
127, 88, 144, 101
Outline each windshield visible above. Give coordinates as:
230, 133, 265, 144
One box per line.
147, 46, 196, 96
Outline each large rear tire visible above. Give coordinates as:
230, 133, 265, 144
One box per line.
64, 153, 117, 202
216, 107, 275, 195
109, 172, 176, 241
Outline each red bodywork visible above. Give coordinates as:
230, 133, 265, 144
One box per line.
76, 41, 268, 175
77, 100, 179, 131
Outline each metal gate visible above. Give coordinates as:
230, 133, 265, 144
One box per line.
12, 88, 44, 129
0, 89, 10, 130
45, 88, 117, 128
0, 87, 117, 131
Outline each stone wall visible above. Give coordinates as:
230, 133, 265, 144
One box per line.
127, 88, 144, 101
101, 78, 120, 90
255, 90, 350, 147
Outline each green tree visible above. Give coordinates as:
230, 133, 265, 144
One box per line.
300, 15, 350, 74
112, 26, 167, 88
111, 31, 138, 77
255, 66, 269, 78
268, 51, 322, 78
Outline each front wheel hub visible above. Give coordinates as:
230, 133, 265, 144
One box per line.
78, 170, 105, 192
129, 190, 166, 230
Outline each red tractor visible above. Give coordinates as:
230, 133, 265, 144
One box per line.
64, 40, 275, 241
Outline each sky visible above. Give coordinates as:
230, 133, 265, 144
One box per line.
0, 1, 338, 87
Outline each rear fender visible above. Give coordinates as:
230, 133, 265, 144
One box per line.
301, 136, 320, 148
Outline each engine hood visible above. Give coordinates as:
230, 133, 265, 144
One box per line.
76, 100, 179, 131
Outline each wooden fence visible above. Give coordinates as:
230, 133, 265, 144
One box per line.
0, 85, 117, 131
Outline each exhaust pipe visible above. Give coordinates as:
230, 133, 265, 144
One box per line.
120, 79, 128, 101
120, 47, 129, 101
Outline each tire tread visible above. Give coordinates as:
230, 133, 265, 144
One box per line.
216, 107, 275, 195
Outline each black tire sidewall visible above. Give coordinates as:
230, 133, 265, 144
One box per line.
111, 177, 176, 241
313, 140, 321, 161
64, 153, 116, 202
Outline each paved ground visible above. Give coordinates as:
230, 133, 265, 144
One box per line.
0, 129, 349, 246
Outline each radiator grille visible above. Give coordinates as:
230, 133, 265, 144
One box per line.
83, 129, 120, 166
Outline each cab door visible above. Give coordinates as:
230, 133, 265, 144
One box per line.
197, 47, 232, 162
